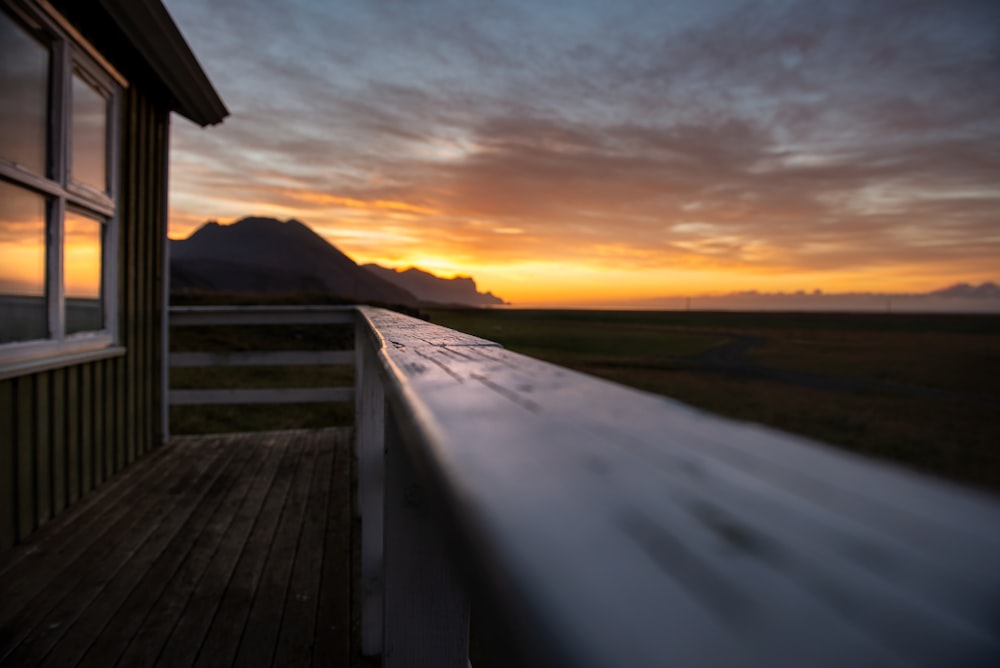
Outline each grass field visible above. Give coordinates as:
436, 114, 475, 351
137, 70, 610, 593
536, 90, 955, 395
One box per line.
166, 298, 1000, 492
428, 308, 1000, 493
169, 321, 355, 434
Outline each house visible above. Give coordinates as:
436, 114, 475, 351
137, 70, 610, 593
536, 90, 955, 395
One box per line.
0, 0, 226, 549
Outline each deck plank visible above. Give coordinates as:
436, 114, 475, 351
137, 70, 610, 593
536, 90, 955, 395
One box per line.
233, 435, 320, 666
0, 437, 238, 665
43, 438, 260, 667
0, 440, 217, 645
119, 434, 288, 667
314, 429, 355, 666
74, 437, 272, 667
192, 436, 306, 667
0, 428, 353, 668
0, 439, 181, 580
273, 432, 336, 667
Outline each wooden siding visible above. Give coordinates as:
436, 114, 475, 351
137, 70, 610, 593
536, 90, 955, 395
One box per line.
0, 86, 169, 550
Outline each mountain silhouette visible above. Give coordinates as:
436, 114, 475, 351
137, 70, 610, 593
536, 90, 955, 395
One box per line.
930, 282, 1000, 298
170, 217, 417, 304
362, 264, 506, 307
169, 217, 506, 307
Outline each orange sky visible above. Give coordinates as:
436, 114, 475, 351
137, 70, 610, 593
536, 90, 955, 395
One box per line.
163, 0, 1000, 307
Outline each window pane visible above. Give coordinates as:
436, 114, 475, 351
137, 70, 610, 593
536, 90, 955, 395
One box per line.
71, 72, 107, 191
64, 210, 103, 334
0, 180, 48, 343
0, 11, 49, 175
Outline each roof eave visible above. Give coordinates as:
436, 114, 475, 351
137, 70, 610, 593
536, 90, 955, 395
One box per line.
97, 0, 228, 127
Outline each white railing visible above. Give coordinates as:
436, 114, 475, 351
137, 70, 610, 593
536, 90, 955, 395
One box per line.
171, 305, 1000, 667
167, 306, 355, 412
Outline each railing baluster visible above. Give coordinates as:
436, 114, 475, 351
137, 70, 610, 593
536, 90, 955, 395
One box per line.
355, 319, 386, 656
382, 407, 470, 667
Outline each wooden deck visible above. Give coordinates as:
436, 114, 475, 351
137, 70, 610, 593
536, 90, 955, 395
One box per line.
0, 428, 355, 667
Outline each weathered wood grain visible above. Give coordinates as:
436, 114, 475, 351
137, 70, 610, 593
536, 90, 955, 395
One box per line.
0, 437, 235, 664
35, 439, 256, 667
354, 319, 386, 656
0, 431, 178, 581
232, 436, 318, 666
383, 411, 469, 667
118, 435, 288, 667
73, 437, 262, 667
191, 439, 305, 667
0, 429, 353, 668
357, 306, 1000, 668
308, 431, 353, 667
272, 432, 337, 667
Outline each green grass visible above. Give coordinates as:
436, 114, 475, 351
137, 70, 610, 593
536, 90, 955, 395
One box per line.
166, 298, 1000, 491
429, 308, 1000, 492
169, 402, 353, 435
169, 321, 355, 435
427, 309, 726, 365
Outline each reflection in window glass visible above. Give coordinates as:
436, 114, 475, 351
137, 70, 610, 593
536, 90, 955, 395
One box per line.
64, 210, 103, 334
0, 11, 49, 175
0, 180, 48, 343
71, 72, 107, 191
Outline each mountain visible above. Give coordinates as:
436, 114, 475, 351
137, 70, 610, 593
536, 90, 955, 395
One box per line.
170, 217, 417, 305
930, 282, 1000, 298
362, 265, 506, 307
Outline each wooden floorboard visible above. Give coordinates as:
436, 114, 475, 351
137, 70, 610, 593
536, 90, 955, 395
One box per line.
18, 438, 245, 667
0, 437, 180, 580
118, 438, 288, 667
315, 434, 354, 666
233, 435, 319, 667
192, 437, 304, 667
0, 438, 238, 665
0, 428, 354, 668
73, 437, 262, 667
273, 432, 336, 667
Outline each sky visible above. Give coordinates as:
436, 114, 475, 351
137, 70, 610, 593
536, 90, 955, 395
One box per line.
163, 0, 1000, 307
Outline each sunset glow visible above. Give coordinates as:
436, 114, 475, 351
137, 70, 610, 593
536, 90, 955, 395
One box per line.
162, 0, 1000, 307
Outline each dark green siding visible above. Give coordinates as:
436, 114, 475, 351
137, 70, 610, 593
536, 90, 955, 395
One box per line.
0, 86, 169, 550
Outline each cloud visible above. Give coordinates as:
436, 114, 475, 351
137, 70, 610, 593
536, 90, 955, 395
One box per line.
163, 0, 1000, 297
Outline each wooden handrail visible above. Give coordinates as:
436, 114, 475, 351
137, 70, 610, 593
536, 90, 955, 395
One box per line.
355, 305, 1000, 667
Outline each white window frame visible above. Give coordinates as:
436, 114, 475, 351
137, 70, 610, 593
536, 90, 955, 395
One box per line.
0, 0, 123, 376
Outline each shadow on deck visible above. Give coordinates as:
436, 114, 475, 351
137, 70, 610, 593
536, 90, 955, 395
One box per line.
0, 428, 356, 667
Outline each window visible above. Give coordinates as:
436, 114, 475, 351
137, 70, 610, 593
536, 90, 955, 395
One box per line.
0, 2, 120, 368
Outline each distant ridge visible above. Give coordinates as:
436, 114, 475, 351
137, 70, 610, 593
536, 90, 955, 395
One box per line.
169, 217, 506, 307
616, 281, 1000, 313
930, 282, 1000, 299
170, 217, 416, 304
362, 264, 506, 307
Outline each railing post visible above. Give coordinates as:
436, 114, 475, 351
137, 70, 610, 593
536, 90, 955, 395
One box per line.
355, 318, 386, 656
383, 407, 470, 667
